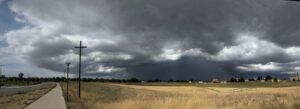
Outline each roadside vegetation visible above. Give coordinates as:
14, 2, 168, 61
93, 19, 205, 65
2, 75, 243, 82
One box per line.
0, 84, 55, 109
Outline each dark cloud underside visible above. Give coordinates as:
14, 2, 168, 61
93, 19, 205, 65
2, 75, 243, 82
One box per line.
3, 0, 300, 79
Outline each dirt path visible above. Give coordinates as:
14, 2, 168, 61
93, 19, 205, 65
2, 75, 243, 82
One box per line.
25, 83, 66, 109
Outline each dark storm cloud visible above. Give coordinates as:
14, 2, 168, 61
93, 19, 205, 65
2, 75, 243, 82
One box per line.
265, 2, 300, 47
5, 0, 300, 79
124, 56, 232, 80
90, 0, 295, 79
105, 0, 278, 54
25, 37, 76, 71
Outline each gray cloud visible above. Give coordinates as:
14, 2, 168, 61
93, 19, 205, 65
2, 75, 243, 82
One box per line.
3, 0, 300, 80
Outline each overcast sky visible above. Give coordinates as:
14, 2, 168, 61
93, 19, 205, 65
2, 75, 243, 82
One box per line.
1, 0, 300, 80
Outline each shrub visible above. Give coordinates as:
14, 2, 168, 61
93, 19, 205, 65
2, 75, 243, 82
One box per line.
229, 78, 237, 82
238, 77, 245, 82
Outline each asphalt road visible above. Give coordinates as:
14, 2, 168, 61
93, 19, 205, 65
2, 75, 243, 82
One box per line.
0, 82, 55, 97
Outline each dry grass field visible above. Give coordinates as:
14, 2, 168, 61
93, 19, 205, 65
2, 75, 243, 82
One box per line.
0, 84, 55, 109
62, 82, 300, 109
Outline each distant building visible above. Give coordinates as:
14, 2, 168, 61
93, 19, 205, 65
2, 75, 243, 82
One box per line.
188, 81, 193, 84
221, 81, 227, 84
198, 81, 204, 84
212, 79, 219, 83
270, 78, 280, 83
290, 72, 300, 81
253, 77, 258, 81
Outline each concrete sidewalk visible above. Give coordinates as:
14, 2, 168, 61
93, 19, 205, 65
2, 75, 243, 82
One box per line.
25, 83, 67, 109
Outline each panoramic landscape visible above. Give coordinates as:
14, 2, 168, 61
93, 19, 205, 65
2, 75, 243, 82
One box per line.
2, 0, 300, 109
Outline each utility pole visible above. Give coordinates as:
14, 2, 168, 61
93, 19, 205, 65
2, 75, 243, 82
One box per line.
0, 65, 3, 88
297, 72, 299, 81
64, 68, 66, 79
65, 62, 71, 101
75, 41, 87, 98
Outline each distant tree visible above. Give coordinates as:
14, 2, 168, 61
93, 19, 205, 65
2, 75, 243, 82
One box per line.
229, 78, 237, 82
257, 76, 263, 80
147, 79, 162, 82
248, 78, 255, 81
265, 75, 272, 81
238, 77, 245, 82
273, 77, 278, 82
128, 78, 140, 83
1, 75, 4, 78
168, 79, 174, 82
18, 73, 24, 79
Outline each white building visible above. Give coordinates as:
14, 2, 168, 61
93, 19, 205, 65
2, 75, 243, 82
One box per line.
211, 79, 219, 83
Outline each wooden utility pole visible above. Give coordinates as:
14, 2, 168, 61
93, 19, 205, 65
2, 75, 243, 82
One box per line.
297, 72, 299, 81
65, 62, 71, 101
0, 65, 3, 88
75, 41, 87, 98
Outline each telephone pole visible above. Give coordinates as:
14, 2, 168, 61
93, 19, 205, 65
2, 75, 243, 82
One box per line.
75, 41, 87, 98
65, 62, 71, 101
0, 65, 4, 88
297, 72, 299, 81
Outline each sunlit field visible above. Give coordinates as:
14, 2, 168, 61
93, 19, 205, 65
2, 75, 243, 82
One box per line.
62, 82, 300, 109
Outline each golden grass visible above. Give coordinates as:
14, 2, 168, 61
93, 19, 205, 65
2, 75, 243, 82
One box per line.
0, 85, 55, 109
62, 82, 300, 109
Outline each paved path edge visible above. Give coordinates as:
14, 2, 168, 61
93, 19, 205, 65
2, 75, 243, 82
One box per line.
25, 83, 67, 109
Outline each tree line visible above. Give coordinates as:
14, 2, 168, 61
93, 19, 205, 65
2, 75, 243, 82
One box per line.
0, 73, 292, 86
229, 75, 280, 82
